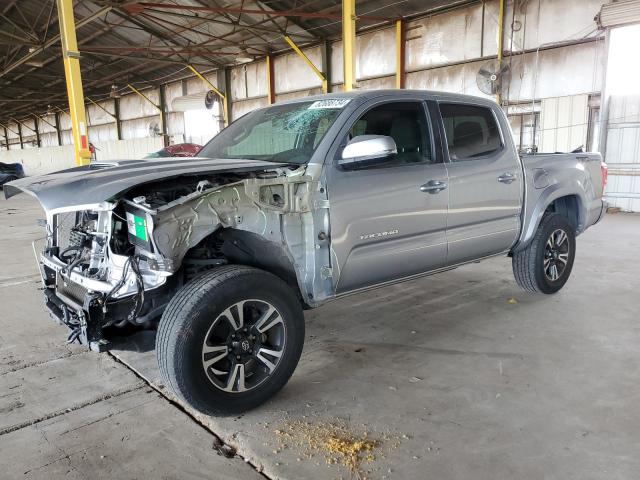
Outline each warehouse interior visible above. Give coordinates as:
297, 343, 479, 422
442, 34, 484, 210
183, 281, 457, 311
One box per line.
0, 1, 639, 479
1, 0, 638, 210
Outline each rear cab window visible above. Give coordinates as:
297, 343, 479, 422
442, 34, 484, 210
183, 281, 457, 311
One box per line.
440, 103, 503, 161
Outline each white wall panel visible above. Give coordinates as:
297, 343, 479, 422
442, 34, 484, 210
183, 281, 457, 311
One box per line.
165, 81, 184, 113
406, 3, 486, 70
59, 113, 72, 130
0, 145, 75, 176
539, 95, 589, 153
357, 28, 396, 78
40, 132, 58, 148
407, 40, 603, 103
88, 123, 118, 142
507, 41, 604, 102
231, 66, 247, 100
121, 116, 161, 140
233, 97, 268, 119
119, 88, 160, 120
60, 129, 72, 146
406, 59, 493, 99
87, 100, 115, 126
357, 76, 395, 91
275, 88, 323, 103
6, 124, 19, 141
93, 137, 164, 161
167, 112, 185, 136
274, 47, 323, 93
331, 41, 343, 85
232, 62, 268, 100
39, 115, 57, 134
21, 118, 36, 133
506, 0, 604, 53
604, 95, 640, 212
0, 138, 165, 176
185, 73, 217, 95
246, 60, 267, 99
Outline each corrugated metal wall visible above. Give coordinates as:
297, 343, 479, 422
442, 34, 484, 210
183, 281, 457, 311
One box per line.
539, 95, 589, 153
603, 95, 640, 212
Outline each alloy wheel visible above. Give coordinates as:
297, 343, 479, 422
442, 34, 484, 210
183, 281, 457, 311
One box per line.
201, 299, 286, 393
543, 228, 570, 282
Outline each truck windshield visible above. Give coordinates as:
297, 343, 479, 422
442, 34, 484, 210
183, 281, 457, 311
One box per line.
197, 100, 346, 164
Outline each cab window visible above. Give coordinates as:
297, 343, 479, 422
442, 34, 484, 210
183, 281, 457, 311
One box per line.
440, 103, 502, 161
344, 102, 434, 167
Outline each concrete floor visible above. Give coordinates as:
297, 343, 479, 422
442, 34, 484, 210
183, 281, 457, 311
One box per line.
1, 195, 639, 480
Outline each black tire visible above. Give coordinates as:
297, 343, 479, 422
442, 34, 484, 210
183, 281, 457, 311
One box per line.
512, 213, 576, 294
156, 265, 304, 416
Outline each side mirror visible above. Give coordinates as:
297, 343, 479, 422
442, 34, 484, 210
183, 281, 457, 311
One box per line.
338, 135, 397, 167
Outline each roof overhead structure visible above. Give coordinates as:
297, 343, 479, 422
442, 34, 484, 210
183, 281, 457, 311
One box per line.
0, 0, 464, 125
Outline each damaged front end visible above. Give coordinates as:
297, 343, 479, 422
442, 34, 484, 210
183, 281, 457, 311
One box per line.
38, 204, 175, 350
28, 164, 332, 351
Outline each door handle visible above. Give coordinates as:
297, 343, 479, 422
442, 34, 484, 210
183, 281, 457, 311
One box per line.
498, 172, 517, 184
420, 180, 448, 194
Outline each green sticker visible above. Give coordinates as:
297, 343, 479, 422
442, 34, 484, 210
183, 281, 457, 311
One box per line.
134, 215, 147, 241
127, 212, 148, 241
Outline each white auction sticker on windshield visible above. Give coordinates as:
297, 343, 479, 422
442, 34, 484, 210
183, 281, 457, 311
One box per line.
308, 99, 351, 109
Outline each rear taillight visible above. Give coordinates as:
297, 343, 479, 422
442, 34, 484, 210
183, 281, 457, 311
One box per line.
601, 161, 608, 189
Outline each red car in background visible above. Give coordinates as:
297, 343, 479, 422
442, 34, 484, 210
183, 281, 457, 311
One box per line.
145, 143, 202, 158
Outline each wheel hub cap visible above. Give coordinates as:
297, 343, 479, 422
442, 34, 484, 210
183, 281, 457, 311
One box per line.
544, 228, 570, 282
201, 299, 286, 393
231, 333, 252, 355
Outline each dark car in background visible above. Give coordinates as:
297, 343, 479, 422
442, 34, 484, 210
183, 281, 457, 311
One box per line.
0, 162, 24, 188
145, 143, 202, 158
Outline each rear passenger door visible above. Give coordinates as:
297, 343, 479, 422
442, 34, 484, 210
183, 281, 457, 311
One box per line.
327, 99, 449, 293
438, 102, 523, 265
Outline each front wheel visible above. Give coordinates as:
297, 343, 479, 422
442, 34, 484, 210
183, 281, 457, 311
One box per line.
156, 265, 304, 416
512, 213, 576, 294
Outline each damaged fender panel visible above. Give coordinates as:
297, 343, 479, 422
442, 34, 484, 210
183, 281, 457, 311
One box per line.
145, 171, 333, 305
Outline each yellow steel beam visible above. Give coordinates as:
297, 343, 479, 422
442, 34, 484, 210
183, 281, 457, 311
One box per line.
186, 64, 229, 126
86, 97, 117, 121
342, 0, 356, 91
395, 19, 406, 89
126, 83, 166, 135
266, 55, 275, 104
57, 0, 91, 165
283, 36, 328, 93
496, 0, 505, 105
126, 84, 160, 111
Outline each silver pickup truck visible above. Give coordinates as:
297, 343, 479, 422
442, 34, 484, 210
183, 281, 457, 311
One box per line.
5, 90, 607, 415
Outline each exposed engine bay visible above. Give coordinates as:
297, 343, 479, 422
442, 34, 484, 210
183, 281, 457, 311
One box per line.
38, 165, 332, 350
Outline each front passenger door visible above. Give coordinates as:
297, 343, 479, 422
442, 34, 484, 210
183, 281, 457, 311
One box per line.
327, 100, 449, 294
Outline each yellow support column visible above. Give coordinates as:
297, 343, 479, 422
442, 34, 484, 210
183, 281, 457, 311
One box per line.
266, 55, 275, 104
496, 0, 506, 105
342, 0, 356, 91
56, 0, 91, 165
395, 19, 406, 89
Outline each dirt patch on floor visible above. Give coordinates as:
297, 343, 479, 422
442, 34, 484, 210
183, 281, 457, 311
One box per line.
272, 418, 403, 479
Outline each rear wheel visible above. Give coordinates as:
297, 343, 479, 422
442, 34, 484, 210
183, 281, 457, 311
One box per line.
156, 265, 304, 416
512, 213, 576, 294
